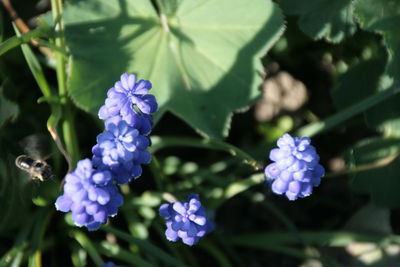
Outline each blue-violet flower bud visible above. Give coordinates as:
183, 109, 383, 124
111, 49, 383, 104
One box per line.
98, 73, 158, 123
159, 194, 213, 246
55, 159, 123, 231
264, 133, 325, 201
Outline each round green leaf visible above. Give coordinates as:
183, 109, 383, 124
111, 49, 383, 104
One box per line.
56, 0, 285, 138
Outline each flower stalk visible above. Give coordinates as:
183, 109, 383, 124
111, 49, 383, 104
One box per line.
51, 0, 80, 167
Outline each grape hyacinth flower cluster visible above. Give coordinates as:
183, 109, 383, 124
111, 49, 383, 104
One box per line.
159, 194, 213, 246
56, 74, 158, 230
264, 133, 325, 201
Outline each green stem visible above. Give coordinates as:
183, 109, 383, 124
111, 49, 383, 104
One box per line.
51, 0, 80, 167
150, 136, 262, 170
223, 173, 264, 201
29, 208, 53, 267
0, 28, 44, 56
295, 87, 400, 137
101, 226, 187, 267
61, 114, 79, 166
325, 153, 399, 178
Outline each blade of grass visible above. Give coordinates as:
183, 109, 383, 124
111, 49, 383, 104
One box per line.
28, 208, 53, 267
13, 24, 51, 97
198, 241, 232, 267
0, 243, 28, 267
71, 231, 103, 267
0, 28, 44, 56
9, 252, 23, 267
96, 241, 153, 267
28, 251, 41, 267
101, 225, 187, 267
152, 222, 186, 262
0, 207, 42, 267
13, 23, 72, 171
230, 231, 400, 248
209, 173, 264, 209
295, 86, 400, 137
212, 234, 247, 267
70, 244, 87, 267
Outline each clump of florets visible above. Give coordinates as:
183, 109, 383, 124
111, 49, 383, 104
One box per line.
92, 120, 151, 184
159, 194, 214, 246
98, 73, 157, 129
55, 159, 123, 231
264, 133, 325, 201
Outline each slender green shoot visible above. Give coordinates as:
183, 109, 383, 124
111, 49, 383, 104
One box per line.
295, 87, 400, 137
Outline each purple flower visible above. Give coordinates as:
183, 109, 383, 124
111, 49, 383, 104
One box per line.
159, 194, 213, 246
92, 120, 151, 184
55, 159, 123, 231
98, 73, 158, 124
264, 133, 325, 201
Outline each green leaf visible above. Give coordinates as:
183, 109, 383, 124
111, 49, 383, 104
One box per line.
71, 231, 104, 267
97, 242, 153, 267
354, 0, 400, 135
43, 0, 284, 138
346, 137, 400, 208
0, 28, 45, 56
280, 0, 356, 43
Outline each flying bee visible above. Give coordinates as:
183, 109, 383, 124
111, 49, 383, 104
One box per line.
15, 155, 53, 181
